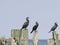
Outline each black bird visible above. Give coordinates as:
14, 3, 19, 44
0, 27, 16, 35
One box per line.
20, 17, 29, 30
48, 22, 58, 33
30, 22, 39, 33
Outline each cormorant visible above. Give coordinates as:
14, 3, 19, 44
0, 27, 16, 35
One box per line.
48, 22, 58, 33
30, 22, 39, 33
20, 17, 29, 30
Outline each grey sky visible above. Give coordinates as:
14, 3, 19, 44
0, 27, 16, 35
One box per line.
0, 0, 60, 39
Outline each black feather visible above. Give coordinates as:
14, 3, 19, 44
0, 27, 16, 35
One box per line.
20, 17, 29, 30
30, 22, 39, 33
48, 22, 58, 33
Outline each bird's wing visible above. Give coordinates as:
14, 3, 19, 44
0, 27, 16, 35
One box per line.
23, 22, 27, 26
33, 25, 37, 30
20, 22, 27, 30
49, 24, 58, 33
51, 24, 56, 30
30, 25, 36, 33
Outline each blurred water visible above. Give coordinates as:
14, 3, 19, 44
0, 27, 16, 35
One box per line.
29, 40, 60, 45
6, 40, 60, 45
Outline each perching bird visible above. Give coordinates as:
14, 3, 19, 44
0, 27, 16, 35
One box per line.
20, 17, 29, 30
30, 22, 39, 33
48, 22, 58, 33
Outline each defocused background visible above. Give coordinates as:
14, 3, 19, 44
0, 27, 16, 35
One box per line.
0, 0, 60, 40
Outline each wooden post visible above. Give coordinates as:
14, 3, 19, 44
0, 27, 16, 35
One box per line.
8, 38, 11, 45
52, 31, 59, 45
11, 29, 22, 45
48, 31, 59, 45
33, 31, 38, 45
47, 38, 54, 45
0, 35, 6, 45
21, 29, 28, 45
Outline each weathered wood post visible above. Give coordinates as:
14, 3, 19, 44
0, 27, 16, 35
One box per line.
8, 38, 11, 45
21, 29, 28, 45
0, 35, 6, 45
11, 29, 22, 45
33, 31, 38, 45
47, 38, 54, 45
47, 31, 59, 45
52, 31, 59, 45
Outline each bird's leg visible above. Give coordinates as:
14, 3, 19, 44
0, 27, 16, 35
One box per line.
35, 30, 37, 32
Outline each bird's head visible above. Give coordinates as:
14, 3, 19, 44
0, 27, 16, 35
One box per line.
26, 17, 29, 21
36, 21, 39, 25
55, 22, 58, 26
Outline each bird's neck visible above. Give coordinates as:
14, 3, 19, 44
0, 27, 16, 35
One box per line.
27, 19, 29, 22
56, 25, 58, 26
36, 24, 38, 27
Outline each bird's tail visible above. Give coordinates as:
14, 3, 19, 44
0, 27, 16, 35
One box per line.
48, 30, 51, 33
30, 30, 33, 33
